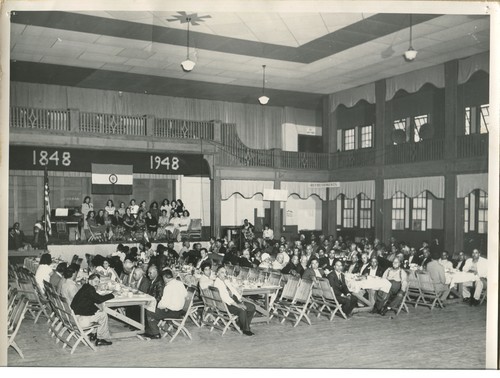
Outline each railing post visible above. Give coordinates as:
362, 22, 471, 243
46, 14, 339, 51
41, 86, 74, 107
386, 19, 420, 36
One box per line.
272, 148, 282, 168
145, 115, 155, 136
68, 109, 79, 132
213, 120, 222, 143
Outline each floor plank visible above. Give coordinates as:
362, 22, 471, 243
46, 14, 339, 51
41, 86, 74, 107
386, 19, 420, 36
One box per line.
8, 301, 486, 368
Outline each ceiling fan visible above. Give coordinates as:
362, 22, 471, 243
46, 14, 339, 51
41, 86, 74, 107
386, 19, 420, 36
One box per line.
167, 11, 211, 25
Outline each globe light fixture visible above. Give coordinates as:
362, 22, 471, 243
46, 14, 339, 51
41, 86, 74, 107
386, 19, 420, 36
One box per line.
404, 14, 418, 61
181, 17, 195, 72
258, 65, 269, 105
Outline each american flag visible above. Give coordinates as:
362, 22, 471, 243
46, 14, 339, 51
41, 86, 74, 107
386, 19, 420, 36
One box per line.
44, 167, 52, 239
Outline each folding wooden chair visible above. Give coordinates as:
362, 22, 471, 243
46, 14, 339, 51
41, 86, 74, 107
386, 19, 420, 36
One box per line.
278, 279, 314, 327
57, 296, 97, 354
15, 269, 51, 324
415, 272, 445, 310
158, 287, 196, 342
225, 264, 235, 277
238, 267, 250, 280
271, 275, 300, 320
406, 270, 421, 307
309, 278, 347, 321
8, 295, 30, 359
206, 286, 242, 336
395, 284, 410, 315
267, 272, 282, 286
247, 268, 259, 282
200, 288, 218, 328
479, 278, 487, 305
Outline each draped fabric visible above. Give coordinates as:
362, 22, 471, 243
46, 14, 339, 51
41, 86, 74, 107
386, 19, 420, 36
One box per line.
9, 82, 316, 150
384, 176, 444, 199
281, 182, 327, 201
328, 180, 375, 200
221, 180, 273, 200
329, 83, 376, 112
458, 52, 489, 84
386, 64, 445, 101
457, 173, 488, 198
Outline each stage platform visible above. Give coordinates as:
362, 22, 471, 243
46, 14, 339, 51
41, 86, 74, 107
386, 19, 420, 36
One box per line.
8, 240, 211, 269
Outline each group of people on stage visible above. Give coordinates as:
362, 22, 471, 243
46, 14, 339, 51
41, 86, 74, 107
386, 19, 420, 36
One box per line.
81, 196, 192, 243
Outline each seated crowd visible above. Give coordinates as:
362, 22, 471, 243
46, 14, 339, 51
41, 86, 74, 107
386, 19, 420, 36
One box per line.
31, 230, 487, 347
81, 197, 192, 243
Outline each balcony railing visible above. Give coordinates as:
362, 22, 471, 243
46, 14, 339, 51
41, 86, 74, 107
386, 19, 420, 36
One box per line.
457, 134, 489, 158
155, 118, 214, 140
10, 106, 69, 131
385, 139, 444, 165
79, 112, 146, 136
11, 105, 483, 171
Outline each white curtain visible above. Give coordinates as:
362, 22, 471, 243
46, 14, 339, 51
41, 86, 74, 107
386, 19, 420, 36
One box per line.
281, 181, 327, 201
384, 176, 444, 199
328, 180, 375, 200
386, 64, 445, 101
458, 52, 489, 84
329, 83, 375, 112
221, 180, 273, 200
457, 173, 488, 198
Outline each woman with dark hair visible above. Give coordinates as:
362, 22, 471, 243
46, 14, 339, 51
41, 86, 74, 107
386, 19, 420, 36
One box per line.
160, 199, 171, 215
145, 211, 158, 241
96, 257, 120, 282
136, 210, 147, 239
139, 200, 148, 214
117, 201, 127, 219
165, 211, 181, 241
175, 199, 185, 214
178, 210, 191, 237
35, 252, 53, 293
122, 207, 136, 241
104, 199, 115, 217
95, 209, 106, 226
149, 201, 160, 221
81, 196, 94, 239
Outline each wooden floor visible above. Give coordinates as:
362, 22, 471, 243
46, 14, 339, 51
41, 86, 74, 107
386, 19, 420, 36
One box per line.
8, 301, 486, 368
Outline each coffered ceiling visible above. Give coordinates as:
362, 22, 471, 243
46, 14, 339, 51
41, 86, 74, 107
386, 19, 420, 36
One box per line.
9, 9, 490, 109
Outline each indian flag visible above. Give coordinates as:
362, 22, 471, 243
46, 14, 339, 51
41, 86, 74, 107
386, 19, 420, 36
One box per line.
91, 164, 133, 194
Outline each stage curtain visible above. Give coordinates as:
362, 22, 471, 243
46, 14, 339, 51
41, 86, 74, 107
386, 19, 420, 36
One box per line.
384, 176, 444, 199
385, 64, 445, 101
329, 83, 376, 112
458, 52, 489, 84
221, 180, 273, 200
457, 173, 488, 198
281, 181, 327, 201
328, 180, 375, 200
9, 82, 320, 150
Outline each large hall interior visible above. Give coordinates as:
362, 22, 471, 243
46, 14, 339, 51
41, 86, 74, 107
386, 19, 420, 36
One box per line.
3, 2, 498, 370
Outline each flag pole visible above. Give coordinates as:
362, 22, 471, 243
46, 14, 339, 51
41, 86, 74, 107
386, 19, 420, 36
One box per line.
43, 166, 48, 250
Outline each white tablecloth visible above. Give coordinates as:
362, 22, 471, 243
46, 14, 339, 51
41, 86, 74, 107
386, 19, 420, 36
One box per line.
345, 274, 392, 294
445, 271, 479, 286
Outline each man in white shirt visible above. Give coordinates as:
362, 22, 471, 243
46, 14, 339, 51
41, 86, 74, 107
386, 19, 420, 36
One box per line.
438, 251, 453, 271
198, 262, 214, 290
140, 269, 187, 339
462, 249, 488, 306
214, 266, 256, 336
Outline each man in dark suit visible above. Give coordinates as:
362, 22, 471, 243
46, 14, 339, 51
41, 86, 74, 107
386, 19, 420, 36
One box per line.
454, 251, 467, 271
319, 250, 336, 273
419, 247, 432, 269
327, 260, 357, 317
71, 273, 114, 346
302, 258, 325, 282
366, 257, 385, 277
146, 265, 165, 304
238, 249, 254, 268
359, 253, 371, 276
281, 255, 301, 276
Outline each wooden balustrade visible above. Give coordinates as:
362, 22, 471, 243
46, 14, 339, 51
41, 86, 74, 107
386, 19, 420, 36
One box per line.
385, 139, 444, 165
154, 118, 214, 140
11, 106, 486, 171
456, 134, 489, 158
79, 112, 146, 135
10, 106, 69, 131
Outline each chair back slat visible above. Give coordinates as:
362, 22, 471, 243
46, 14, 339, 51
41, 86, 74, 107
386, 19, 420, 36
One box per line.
9, 296, 29, 336
417, 272, 437, 293
208, 286, 230, 313
280, 275, 300, 301
247, 268, 259, 281
268, 272, 282, 286
183, 287, 196, 313
294, 279, 313, 303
